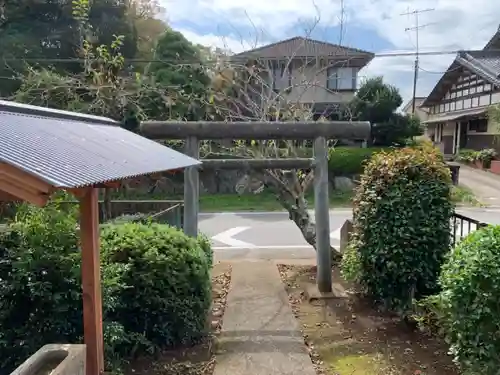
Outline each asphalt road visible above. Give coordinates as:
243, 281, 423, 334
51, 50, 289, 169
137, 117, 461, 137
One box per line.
201, 208, 500, 261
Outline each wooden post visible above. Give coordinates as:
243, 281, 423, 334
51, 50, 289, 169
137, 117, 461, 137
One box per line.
79, 188, 104, 375
184, 136, 199, 237
313, 136, 332, 293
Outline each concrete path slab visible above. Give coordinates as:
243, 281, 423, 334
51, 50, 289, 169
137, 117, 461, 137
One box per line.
459, 165, 500, 204
213, 261, 316, 375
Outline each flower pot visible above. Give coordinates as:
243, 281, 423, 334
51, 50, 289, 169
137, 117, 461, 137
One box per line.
475, 160, 484, 169
490, 160, 500, 175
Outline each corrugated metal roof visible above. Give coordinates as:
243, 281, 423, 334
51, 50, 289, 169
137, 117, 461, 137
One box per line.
0, 110, 200, 188
0, 99, 118, 125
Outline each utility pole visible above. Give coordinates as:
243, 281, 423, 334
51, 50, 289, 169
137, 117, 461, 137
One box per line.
401, 8, 435, 114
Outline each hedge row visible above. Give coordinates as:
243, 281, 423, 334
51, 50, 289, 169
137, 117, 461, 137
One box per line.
0, 195, 213, 373
328, 147, 387, 176
341, 146, 453, 311
339, 144, 500, 374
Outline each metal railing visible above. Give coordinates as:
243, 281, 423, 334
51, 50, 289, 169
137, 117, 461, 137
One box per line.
104, 202, 184, 230
451, 213, 488, 247
148, 203, 184, 229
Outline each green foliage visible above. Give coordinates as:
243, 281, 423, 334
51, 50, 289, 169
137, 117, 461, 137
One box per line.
456, 149, 478, 163
349, 77, 423, 146
351, 77, 403, 124
436, 225, 500, 375
341, 147, 453, 312
148, 29, 211, 120
0, 197, 212, 373
456, 148, 497, 167
328, 147, 386, 176
197, 233, 213, 268
0, 0, 138, 96
0, 197, 82, 372
100, 222, 211, 348
371, 113, 424, 146
478, 148, 497, 167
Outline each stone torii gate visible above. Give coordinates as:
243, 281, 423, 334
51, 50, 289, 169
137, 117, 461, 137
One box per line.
140, 121, 371, 293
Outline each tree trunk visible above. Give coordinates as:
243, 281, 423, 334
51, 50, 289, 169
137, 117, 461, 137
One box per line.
271, 182, 342, 263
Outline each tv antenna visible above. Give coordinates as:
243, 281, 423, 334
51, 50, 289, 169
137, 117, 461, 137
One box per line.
401, 7, 435, 113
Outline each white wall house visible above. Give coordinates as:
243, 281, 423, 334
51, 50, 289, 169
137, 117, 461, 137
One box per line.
420, 27, 500, 155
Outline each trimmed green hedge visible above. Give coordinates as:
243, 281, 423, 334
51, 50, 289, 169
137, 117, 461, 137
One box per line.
341, 146, 453, 311
328, 147, 386, 176
0, 196, 212, 373
437, 225, 500, 375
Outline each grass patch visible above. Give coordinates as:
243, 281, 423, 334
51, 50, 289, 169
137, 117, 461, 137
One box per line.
109, 189, 354, 212
451, 185, 482, 206
198, 190, 353, 212
278, 265, 459, 375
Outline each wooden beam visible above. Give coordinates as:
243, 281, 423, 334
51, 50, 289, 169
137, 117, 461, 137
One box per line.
201, 158, 315, 170
0, 162, 52, 194
66, 188, 87, 199
0, 178, 49, 207
79, 188, 104, 375
0, 190, 21, 202
140, 121, 371, 140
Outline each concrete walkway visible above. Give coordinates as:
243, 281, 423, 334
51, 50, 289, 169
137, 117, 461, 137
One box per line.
459, 165, 500, 205
213, 261, 316, 375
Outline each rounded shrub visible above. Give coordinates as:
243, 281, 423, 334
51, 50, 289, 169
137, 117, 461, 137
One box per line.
437, 225, 500, 375
0, 195, 213, 373
328, 147, 386, 176
341, 146, 453, 311
0, 199, 83, 372
100, 222, 212, 348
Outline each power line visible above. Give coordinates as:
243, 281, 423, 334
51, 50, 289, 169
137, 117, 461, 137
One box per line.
0, 48, 483, 66
400, 7, 435, 114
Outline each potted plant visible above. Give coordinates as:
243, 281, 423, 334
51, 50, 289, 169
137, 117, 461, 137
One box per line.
478, 148, 497, 170
490, 157, 500, 175
456, 149, 478, 167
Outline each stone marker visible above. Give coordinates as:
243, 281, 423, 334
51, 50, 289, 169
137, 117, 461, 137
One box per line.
340, 219, 353, 253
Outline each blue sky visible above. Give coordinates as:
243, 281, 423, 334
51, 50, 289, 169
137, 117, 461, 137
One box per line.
160, 0, 500, 105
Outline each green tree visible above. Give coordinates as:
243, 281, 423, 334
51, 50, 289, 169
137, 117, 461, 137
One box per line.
349, 77, 423, 146
0, 0, 137, 97
148, 29, 211, 120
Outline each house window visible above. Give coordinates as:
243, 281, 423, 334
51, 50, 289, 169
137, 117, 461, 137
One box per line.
326, 67, 357, 90
469, 118, 488, 133
272, 61, 292, 91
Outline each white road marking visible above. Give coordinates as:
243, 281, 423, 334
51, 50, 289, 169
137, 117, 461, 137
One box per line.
211, 226, 256, 248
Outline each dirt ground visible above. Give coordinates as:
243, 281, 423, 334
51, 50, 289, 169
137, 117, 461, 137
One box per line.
278, 264, 460, 375
125, 262, 232, 375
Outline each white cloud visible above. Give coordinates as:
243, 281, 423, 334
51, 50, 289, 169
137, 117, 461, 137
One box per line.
161, 0, 500, 103
177, 29, 251, 53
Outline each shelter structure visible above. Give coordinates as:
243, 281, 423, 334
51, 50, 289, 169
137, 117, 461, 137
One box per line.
0, 100, 200, 375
